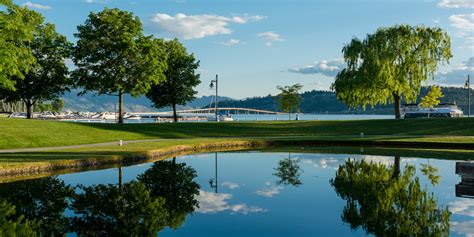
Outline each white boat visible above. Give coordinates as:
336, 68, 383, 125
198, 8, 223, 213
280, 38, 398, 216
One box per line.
9, 112, 27, 119
124, 113, 142, 120
208, 114, 234, 122
402, 103, 464, 118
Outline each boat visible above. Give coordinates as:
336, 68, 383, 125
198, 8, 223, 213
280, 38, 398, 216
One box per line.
124, 113, 142, 120
402, 103, 464, 118
208, 114, 234, 122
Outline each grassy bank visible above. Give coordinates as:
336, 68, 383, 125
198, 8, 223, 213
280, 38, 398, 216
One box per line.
1, 117, 474, 149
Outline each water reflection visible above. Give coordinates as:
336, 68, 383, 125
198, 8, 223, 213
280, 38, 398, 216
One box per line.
0, 159, 200, 236
455, 162, 474, 198
330, 157, 451, 236
0, 152, 471, 236
273, 153, 303, 187
0, 176, 74, 235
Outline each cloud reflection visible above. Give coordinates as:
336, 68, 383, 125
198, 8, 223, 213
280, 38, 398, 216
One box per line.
195, 190, 266, 214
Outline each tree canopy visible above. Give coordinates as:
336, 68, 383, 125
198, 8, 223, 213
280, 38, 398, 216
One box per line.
146, 39, 201, 122
0, 0, 43, 90
72, 8, 167, 123
277, 83, 302, 119
0, 22, 71, 118
331, 25, 452, 118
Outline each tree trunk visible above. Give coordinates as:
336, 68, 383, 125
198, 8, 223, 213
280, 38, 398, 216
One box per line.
118, 162, 123, 192
25, 100, 33, 119
118, 91, 124, 124
172, 103, 178, 122
393, 93, 401, 119
393, 155, 401, 179
288, 112, 291, 121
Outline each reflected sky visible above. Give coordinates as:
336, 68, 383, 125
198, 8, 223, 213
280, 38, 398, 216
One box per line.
1, 151, 473, 236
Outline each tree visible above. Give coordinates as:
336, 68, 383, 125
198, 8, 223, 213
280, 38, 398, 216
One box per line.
331, 25, 451, 119
71, 181, 169, 236
146, 39, 201, 122
0, 0, 43, 91
138, 159, 200, 229
0, 23, 71, 119
51, 98, 64, 112
420, 86, 443, 118
277, 84, 302, 120
72, 8, 167, 124
330, 159, 450, 236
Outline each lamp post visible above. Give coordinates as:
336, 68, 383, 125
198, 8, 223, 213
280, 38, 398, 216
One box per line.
209, 152, 218, 193
466, 75, 471, 117
210, 74, 218, 122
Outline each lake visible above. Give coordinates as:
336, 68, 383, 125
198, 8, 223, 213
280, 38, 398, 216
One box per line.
0, 150, 472, 236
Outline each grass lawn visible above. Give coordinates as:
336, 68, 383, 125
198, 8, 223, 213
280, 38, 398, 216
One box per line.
1, 117, 473, 179
1, 117, 474, 149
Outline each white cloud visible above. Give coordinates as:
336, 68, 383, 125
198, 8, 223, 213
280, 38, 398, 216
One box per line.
257, 31, 283, 46
149, 13, 265, 40
288, 59, 345, 77
449, 198, 474, 217
221, 181, 240, 189
221, 39, 241, 46
438, 0, 474, 8
449, 13, 474, 48
437, 57, 474, 85
23, 2, 51, 10
195, 190, 266, 214
451, 220, 474, 237
255, 186, 283, 197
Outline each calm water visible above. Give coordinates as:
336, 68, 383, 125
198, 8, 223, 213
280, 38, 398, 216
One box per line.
72, 114, 394, 123
1, 151, 472, 236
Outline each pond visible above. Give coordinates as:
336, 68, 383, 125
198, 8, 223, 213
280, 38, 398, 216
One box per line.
0, 151, 473, 236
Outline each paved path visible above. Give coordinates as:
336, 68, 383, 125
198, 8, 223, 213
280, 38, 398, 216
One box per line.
0, 139, 167, 153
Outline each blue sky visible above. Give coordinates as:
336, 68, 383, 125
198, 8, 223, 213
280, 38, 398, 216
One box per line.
17, 0, 474, 99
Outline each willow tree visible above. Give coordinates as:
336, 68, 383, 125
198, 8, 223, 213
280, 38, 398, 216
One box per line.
72, 8, 167, 123
0, 0, 43, 90
331, 25, 451, 119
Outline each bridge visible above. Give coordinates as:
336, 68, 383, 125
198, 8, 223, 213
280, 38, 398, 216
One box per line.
129, 107, 284, 116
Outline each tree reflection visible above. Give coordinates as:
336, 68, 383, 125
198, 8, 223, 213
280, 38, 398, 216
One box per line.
0, 176, 74, 235
0, 200, 37, 236
330, 158, 450, 236
71, 181, 168, 236
420, 163, 441, 186
274, 153, 303, 187
138, 159, 200, 229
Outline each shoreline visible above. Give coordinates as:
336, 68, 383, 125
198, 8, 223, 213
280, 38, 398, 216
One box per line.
1, 138, 473, 182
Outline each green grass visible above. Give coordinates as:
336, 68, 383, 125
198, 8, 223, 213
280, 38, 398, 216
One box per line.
1, 117, 474, 149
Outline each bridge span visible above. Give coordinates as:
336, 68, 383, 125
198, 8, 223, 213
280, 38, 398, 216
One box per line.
129, 107, 285, 116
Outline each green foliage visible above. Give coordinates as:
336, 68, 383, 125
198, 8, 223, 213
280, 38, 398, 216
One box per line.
331, 159, 450, 236
71, 181, 169, 236
420, 86, 444, 109
273, 156, 302, 186
138, 159, 200, 229
332, 25, 452, 118
71, 8, 167, 123
146, 39, 201, 121
0, 176, 74, 235
0, 22, 71, 118
0, 200, 37, 236
420, 163, 441, 186
277, 84, 302, 117
51, 98, 64, 112
36, 102, 52, 112
0, 0, 43, 90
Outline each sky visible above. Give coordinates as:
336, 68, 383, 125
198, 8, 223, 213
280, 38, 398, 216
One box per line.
15, 0, 474, 99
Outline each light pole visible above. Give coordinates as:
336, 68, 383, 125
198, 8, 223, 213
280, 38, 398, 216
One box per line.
466, 75, 471, 117
210, 74, 219, 122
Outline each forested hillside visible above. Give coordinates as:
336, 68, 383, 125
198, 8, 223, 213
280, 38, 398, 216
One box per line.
209, 86, 472, 114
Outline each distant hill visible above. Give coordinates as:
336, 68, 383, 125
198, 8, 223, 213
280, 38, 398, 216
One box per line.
62, 90, 233, 112
208, 86, 472, 114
